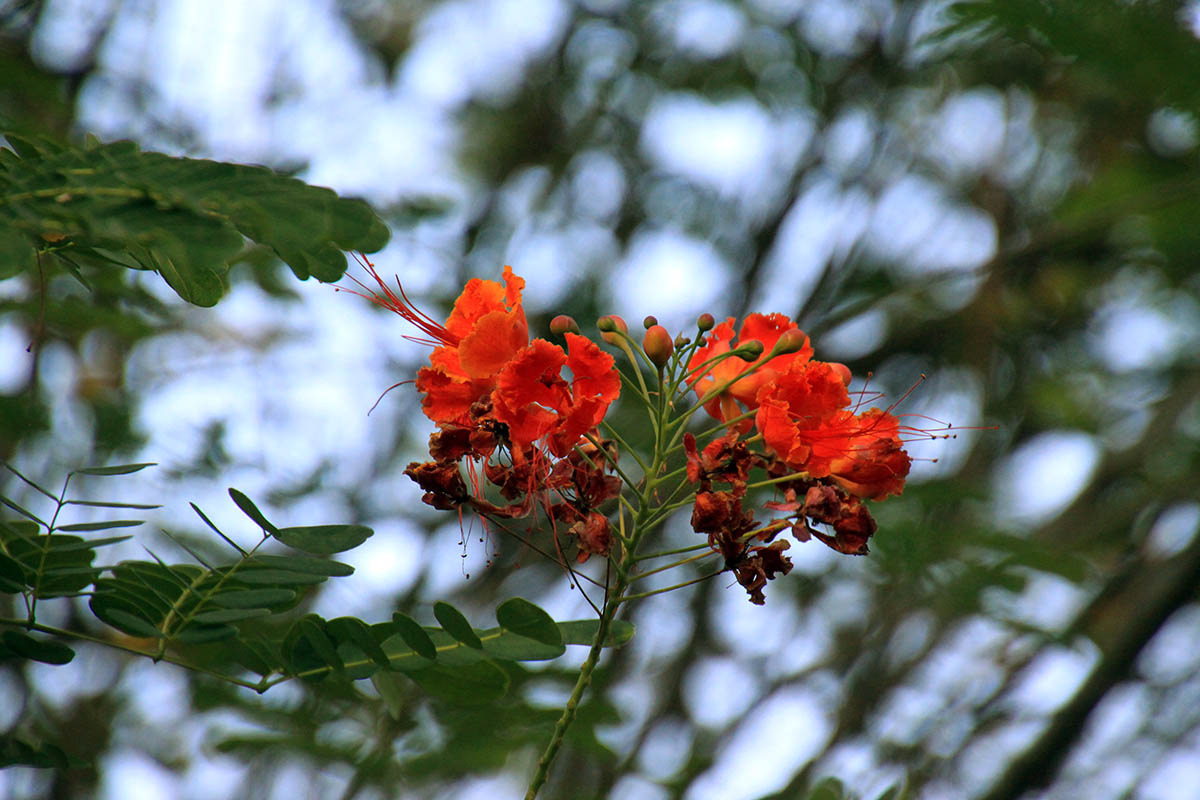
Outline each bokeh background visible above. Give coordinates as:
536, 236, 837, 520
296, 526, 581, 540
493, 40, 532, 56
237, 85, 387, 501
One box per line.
3, 0, 1200, 798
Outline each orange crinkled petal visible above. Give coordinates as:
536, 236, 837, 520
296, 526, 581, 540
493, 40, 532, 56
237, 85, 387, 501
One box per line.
492, 339, 570, 450
457, 308, 530, 379
415, 366, 482, 427
754, 361, 852, 470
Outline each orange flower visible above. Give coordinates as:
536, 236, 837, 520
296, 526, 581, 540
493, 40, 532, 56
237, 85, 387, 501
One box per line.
686, 313, 815, 424
492, 333, 620, 457
824, 408, 911, 501
411, 266, 529, 426
755, 361, 851, 467
351, 261, 529, 427
756, 365, 911, 500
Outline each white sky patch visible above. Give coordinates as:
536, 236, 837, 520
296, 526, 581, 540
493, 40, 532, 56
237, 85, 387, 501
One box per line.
638, 717, 695, 781
399, 0, 568, 106
1137, 605, 1200, 686
823, 105, 876, 177
1089, 299, 1199, 373
506, 223, 619, 309
0, 321, 30, 393
640, 93, 813, 212
652, 0, 746, 58
29, 0, 116, 71
868, 174, 997, 275
684, 686, 831, 800
1138, 746, 1200, 800
991, 431, 1101, 529
683, 657, 761, 729
100, 750, 180, 800
710, 578, 800, 656
749, 175, 872, 313
1002, 644, 1095, 715
820, 309, 889, 360
1146, 502, 1200, 558
609, 229, 731, 327
930, 88, 1007, 177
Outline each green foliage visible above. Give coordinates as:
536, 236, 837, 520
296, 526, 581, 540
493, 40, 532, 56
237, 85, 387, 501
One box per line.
0, 134, 389, 306
0, 462, 635, 773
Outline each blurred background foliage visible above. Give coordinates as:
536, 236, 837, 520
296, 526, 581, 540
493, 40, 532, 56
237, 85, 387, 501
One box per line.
3, 0, 1200, 798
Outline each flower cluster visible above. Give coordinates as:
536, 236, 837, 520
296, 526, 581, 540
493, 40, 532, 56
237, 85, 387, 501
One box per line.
352, 262, 621, 562
354, 261, 941, 604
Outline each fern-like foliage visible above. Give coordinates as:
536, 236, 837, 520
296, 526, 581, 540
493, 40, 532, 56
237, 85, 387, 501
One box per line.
0, 464, 634, 768
0, 133, 389, 305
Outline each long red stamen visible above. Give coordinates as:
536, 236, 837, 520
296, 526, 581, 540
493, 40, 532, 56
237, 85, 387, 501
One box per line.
338, 253, 460, 347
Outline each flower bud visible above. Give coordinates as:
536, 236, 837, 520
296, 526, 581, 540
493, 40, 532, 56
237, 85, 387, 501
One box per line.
697, 313, 715, 332
550, 314, 580, 335
733, 340, 765, 361
643, 315, 658, 329
674, 334, 690, 348
774, 329, 809, 355
830, 362, 852, 385
597, 314, 628, 345
643, 325, 674, 367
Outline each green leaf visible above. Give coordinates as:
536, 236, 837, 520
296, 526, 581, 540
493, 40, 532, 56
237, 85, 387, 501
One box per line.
247, 554, 354, 577
391, 612, 437, 660
190, 607, 272, 624
370, 671, 408, 719
433, 601, 482, 649
1, 630, 75, 664
1, 137, 389, 305
88, 600, 162, 638
807, 777, 849, 800
407, 660, 510, 704
558, 618, 635, 647
209, 588, 296, 608
0, 552, 25, 592
72, 462, 156, 476
0, 532, 98, 597
56, 519, 142, 532
273, 524, 373, 555
478, 628, 565, 662
496, 597, 563, 647
284, 615, 342, 680
326, 616, 390, 669
227, 488, 276, 533
51, 535, 132, 550
0, 734, 81, 769
65, 499, 162, 510
173, 624, 238, 644
232, 569, 326, 585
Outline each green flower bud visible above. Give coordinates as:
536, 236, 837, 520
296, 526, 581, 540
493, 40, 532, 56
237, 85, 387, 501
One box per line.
597, 315, 628, 344
733, 340, 765, 361
697, 313, 715, 332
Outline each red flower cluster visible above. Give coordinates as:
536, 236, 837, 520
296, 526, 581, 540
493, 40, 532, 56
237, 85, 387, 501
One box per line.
355, 262, 621, 562
682, 312, 923, 601
356, 261, 936, 605
687, 313, 911, 502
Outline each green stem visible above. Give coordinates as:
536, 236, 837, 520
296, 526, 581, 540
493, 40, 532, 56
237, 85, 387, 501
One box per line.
0, 617, 265, 691
628, 550, 712, 582
634, 541, 711, 561
617, 571, 722, 604
524, 575, 628, 800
